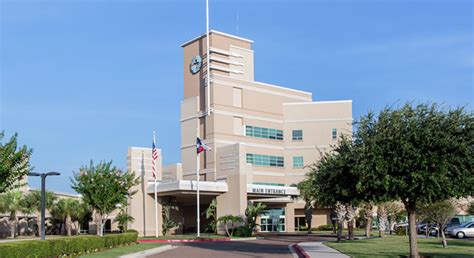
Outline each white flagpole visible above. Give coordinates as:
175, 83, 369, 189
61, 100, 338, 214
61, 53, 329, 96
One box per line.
153, 131, 158, 238
196, 127, 201, 237
206, 0, 210, 116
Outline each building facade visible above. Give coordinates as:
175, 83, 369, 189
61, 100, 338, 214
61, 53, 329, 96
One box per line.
127, 31, 353, 236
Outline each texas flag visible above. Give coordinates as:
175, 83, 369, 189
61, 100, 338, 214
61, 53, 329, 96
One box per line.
196, 137, 211, 154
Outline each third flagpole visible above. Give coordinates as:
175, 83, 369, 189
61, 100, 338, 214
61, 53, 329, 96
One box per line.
196, 127, 201, 237
153, 131, 158, 238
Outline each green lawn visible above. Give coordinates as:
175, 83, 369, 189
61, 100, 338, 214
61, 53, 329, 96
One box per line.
80, 242, 166, 258
325, 235, 474, 258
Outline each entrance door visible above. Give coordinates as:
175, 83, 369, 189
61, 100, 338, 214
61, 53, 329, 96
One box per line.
260, 208, 285, 232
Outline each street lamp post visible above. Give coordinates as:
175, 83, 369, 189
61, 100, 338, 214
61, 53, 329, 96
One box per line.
28, 171, 61, 240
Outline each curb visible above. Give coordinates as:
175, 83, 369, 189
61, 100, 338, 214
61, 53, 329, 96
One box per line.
290, 243, 310, 258
139, 237, 231, 243
230, 237, 258, 241
119, 244, 176, 258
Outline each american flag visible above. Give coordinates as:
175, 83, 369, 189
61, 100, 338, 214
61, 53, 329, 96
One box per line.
152, 136, 158, 179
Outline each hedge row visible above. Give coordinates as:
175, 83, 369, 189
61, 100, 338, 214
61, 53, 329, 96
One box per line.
0, 232, 138, 258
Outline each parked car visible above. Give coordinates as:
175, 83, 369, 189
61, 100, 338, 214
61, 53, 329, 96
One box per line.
446, 221, 474, 239
418, 223, 438, 236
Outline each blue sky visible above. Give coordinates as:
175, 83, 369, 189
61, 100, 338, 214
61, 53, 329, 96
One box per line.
1, 0, 472, 194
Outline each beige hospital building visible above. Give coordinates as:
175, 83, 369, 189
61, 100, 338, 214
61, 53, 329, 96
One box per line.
127, 31, 353, 236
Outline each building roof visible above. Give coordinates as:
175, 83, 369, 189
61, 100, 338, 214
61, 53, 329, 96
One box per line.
180, 30, 254, 47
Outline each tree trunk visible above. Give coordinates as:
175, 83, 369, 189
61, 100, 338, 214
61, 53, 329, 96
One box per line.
96, 213, 102, 236
377, 205, 387, 238
347, 219, 354, 240
345, 205, 356, 240
335, 202, 346, 242
406, 203, 419, 258
305, 204, 313, 234
440, 223, 447, 248
9, 218, 16, 238
337, 222, 343, 242
364, 203, 373, 238
66, 215, 72, 237
225, 223, 230, 237
36, 211, 42, 237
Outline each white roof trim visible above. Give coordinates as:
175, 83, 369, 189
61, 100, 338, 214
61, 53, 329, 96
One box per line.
213, 73, 312, 96
181, 30, 253, 47
212, 78, 312, 102
283, 100, 352, 105
210, 64, 243, 74
210, 47, 243, 58
284, 118, 353, 123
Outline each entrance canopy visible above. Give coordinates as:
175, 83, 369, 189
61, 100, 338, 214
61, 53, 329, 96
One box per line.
147, 180, 228, 197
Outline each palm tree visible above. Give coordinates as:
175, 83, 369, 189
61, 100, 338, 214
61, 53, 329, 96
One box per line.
24, 191, 56, 236
296, 179, 316, 233
245, 202, 266, 232
204, 199, 217, 233
217, 215, 243, 237
0, 191, 31, 238
114, 211, 135, 232
58, 198, 81, 236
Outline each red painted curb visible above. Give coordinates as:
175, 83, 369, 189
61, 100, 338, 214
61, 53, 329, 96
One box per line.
139, 238, 231, 243
291, 243, 310, 258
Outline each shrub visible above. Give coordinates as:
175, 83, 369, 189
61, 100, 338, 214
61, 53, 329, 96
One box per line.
233, 226, 252, 237
298, 225, 308, 231
395, 226, 406, 236
0, 232, 138, 258
316, 224, 334, 231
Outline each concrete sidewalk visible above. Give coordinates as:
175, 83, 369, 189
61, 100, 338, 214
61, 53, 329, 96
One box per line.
298, 242, 349, 258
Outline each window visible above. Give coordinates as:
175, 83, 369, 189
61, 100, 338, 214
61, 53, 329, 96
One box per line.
232, 87, 242, 108
233, 117, 243, 135
292, 130, 303, 141
332, 128, 337, 140
293, 156, 304, 168
245, 126, 283, 140
246, 153, 284, 167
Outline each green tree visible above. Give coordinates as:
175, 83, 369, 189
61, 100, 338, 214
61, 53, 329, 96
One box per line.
0, 191, 31, 238
355, 103, 474, 257
217, 215, 243, 237
204, 199, 217, 233
160, 197, 178, 236
114, 210, 135, 233
309, 137, 363, 241
0, 132, 32, 193
24, 191, 57, 237
245, 202, 266, 232
71, 160, 140, 236
296, 179, 315, 233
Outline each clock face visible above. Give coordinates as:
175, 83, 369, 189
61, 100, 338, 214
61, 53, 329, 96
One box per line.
190, 55, 202, 74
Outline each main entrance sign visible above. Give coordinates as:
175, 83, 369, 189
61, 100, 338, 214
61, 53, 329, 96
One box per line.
251, 187, 286, 195
247, 184, 299, 196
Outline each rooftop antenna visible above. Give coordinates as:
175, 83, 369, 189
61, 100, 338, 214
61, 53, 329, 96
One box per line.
236, 8, 240, 35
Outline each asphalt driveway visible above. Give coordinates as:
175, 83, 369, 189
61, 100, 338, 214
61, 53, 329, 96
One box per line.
147, 235, 333, 258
